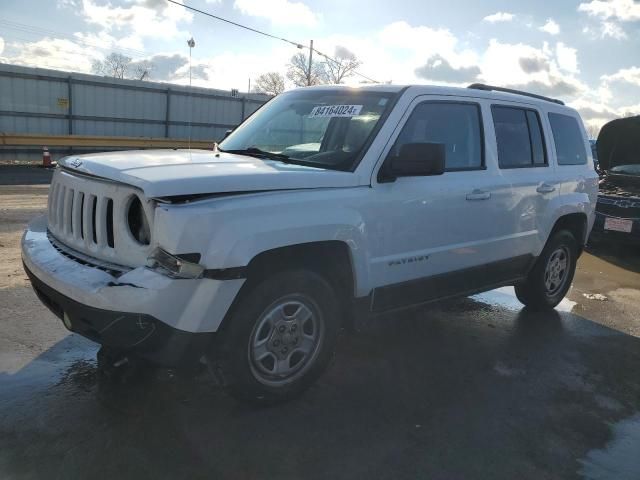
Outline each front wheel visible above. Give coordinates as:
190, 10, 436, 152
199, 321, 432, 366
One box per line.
515, 230, 578, 310
209, 269, 341, 405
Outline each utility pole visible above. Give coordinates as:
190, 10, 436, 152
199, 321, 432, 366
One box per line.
187, 37, 195, 150
307, 39, 314, 86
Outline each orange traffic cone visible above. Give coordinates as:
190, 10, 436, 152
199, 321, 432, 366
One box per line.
42, 146, 52, 168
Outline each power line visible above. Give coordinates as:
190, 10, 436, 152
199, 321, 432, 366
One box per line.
165, 0, 379, 83
165, 0, 303, 48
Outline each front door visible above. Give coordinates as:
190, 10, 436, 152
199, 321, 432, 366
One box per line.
367, 97, 514, 311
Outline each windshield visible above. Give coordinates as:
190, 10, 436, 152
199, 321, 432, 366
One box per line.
610, 164, 640, 176
219, 89, 398, 171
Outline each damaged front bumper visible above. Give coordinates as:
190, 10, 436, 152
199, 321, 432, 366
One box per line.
21, 216, 245, 366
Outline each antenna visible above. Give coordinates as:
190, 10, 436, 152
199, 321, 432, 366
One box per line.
187, 37, 195, 151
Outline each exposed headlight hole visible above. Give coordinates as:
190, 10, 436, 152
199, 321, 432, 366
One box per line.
127, 196, 150, 245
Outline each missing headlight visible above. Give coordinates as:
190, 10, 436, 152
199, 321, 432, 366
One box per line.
127, 196, 151, 245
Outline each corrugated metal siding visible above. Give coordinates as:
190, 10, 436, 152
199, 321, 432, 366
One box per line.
0, 63, 270, 161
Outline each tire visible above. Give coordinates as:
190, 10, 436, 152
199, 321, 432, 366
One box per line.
515, 230, 578, 311
209, 269, 341, 405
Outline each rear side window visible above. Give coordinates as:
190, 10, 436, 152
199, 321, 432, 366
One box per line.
548, 113, 588, 165
393, 102, 484, 170
492, 106, 547, 168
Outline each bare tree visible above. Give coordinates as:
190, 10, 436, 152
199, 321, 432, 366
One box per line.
130, 60, 153, 81
286, 52, 327, 87
325, 46, 362, 84
92, 52, 132, 79
92, 53, 154, 81
586, 124, 601, 140
253, 72, 285, 95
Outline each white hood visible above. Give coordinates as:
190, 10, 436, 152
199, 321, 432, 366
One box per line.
59, 149, 365, 198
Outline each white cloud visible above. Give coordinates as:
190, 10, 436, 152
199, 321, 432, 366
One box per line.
73, 30, 145, 54
618, 103, 640, 116
1, 37, 97, 72
483, 12, 515, 23
481, 39, 586, 98
578, 0, 638, 40
578, 0, 640, 21
539, 18, 560, 35
602, 66, 640, 86
570, 98, 618, 126
233, 0, 320, 27
372, 21, 480, 85
601, 21, 628, 39
570, 95, 640, 132
556, 42, 578, 73
80, 0, 192, 39
379, 21, 458, 54
0, 37, 4, 56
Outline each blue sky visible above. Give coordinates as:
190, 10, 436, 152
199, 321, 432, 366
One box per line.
1, 0, 639, 130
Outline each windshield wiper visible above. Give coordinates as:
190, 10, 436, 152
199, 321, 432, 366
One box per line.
220, 147, 291, 163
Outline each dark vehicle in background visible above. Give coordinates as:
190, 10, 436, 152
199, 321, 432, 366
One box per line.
590, 139, 598, 171
591, 115, 640, 243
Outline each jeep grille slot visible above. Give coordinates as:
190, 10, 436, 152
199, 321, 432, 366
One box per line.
91, 195, 98, 244
47, 170, 154, 268
106, 199, 115, 248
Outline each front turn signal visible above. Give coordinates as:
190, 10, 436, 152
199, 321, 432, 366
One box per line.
146, 248, 204, 279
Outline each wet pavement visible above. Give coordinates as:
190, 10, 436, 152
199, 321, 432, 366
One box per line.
1, 177, 640, 479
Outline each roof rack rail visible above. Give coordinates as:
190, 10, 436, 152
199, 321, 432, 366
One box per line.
467, 83, 565, 105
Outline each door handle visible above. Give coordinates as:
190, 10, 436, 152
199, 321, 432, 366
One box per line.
466, 189, 491, 201
536, 183, 556, 194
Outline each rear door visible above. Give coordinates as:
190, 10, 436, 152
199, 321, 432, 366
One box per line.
489, 102, 559, 258
546, 110, 598, 240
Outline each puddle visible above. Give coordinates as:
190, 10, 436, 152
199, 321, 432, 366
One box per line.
0, 336, 96, 405
472, 286, 577, 312
579, 413, 640, 480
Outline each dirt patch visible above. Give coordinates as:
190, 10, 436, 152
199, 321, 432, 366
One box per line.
0, 185, 48, 289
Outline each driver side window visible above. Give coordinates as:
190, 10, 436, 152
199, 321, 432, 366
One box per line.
393, 102, 484, 171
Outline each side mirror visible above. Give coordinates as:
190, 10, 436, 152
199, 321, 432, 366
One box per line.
383, 143, 445, 180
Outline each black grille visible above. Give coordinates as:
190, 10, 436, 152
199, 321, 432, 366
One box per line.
596, 196, 640, 219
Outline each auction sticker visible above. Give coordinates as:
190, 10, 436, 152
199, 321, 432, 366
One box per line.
309, 105, 363, 118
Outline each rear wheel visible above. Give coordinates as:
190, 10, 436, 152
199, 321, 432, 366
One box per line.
209, 269, 341, 405
515, 230, 578, 310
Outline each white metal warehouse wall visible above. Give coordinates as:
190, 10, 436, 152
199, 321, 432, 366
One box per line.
0, 63, 270, 161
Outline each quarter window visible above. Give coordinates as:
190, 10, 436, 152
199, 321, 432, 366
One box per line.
548, 113, 588, 165
393, 102, 484, 171
492, 106, 547, 168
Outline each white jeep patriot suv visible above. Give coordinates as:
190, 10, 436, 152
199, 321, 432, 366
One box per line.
22, 83, 598, 402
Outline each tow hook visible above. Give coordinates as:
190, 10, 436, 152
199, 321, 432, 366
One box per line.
97, 347, 138, 383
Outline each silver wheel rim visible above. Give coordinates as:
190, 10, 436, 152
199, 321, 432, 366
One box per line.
544, 246, 570, 297
248, 294, 324, 386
